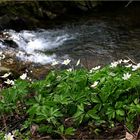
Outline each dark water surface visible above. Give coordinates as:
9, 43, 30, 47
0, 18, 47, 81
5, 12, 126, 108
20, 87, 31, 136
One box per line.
0, 3, 140, 69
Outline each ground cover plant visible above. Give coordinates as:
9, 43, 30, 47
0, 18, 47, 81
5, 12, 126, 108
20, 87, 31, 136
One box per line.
0, 58, 140, 139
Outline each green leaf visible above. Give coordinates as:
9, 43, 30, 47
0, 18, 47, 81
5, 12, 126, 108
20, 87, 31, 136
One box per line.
38, 125, 53, 133
78, 104, 84, 112
87, 108, 100, 120
65, 127, 75, 135
106, 107, 116, 120
116, 109, 125, 116
59, 125, 64, 134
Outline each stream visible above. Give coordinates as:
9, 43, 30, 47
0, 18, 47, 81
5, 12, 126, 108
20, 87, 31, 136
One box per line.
0, 12, 140, 78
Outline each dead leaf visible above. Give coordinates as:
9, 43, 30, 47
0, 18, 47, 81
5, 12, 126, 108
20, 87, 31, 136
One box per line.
30, 124, 39, 136
125, 132, 134, 140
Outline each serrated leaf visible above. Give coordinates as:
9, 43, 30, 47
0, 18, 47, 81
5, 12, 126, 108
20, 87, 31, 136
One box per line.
116, 109, 124, 116
65, 127, 75, 135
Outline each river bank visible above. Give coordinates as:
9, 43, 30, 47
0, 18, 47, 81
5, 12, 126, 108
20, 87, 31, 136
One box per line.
0, 1, 140, 79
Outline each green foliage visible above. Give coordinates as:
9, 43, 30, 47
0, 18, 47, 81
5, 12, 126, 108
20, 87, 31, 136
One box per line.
55, 125, 75, 137
0, 61, 140, 138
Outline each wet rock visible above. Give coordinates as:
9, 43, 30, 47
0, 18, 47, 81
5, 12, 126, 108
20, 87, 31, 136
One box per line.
0, 66, 10, 74
0, 15, 11, 30
45, 11, 57, 19
0, 55, 52, 80
0, 32, 18, 48
0, 1, 40, 30
0, 1, 100, 30
30, 65, 51, 80
0, 15, 28, 31
0, 31, 11, 39
2, 39, 18, 48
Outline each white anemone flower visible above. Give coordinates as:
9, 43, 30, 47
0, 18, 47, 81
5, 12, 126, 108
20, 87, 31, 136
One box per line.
76, 59, 80, 66
110, 61, 118, 68
1, 72, 11, 78
122, 73, 131, 80
91, 81, 99, 88
11, 80, 15, 85
117, 59, 122, 64
123, 59, 130, 63
51, 60, 59, 66
4, 132, 14, 140
4, 79, 14, 85
92, 66, 101, 71
132, 65, 137, 71
90, 66, 101, 73
62, 59, 71, 65
125, 64, 132, 68
67, 68, 72, 72
20, 73, 27, 80
132, 63, 140, 71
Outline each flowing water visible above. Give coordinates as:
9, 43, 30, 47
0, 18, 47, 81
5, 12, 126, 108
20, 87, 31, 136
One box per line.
0, 13, 140, 69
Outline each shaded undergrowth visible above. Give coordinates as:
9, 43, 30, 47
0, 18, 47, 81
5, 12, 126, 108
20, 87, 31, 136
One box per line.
0, 60, 140, 139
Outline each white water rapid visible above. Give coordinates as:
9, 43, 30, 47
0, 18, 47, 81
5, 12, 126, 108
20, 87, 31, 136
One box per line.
0, 29, 74, 64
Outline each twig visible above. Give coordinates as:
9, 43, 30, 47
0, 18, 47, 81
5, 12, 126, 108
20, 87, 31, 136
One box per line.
39, 136, 51, 140
135, 125, 140, 140
125, 0, 133, 7
61, 135, 67, 140
2, 115, 7, 131
124, 125, 136, 138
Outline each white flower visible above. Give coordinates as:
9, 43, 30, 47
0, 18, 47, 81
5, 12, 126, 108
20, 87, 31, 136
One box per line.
132, 63, 140, 71
62, 59, 71, 65
118, 59, 122, 64
76, 59, 80, 66
110, 61, 118, 68
90, 66, 101, 73
4, 79, 14, 85
138, 63, 140, 67
132, 65, 137, 71
9, 80, 14, 85
67, 68, 72, 72
51, 60, 59, 66
4, 132, 14, 140
122, 73, 131, 80
125, 64, 132, 68
91, 81, 99, 88
20, 73, 27, 80
92, 66, 101, 71
1, 72, 11, 78
123, 59, 130, 63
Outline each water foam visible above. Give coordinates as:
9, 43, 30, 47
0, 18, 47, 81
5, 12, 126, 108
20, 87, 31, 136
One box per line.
2, 29, 74, 64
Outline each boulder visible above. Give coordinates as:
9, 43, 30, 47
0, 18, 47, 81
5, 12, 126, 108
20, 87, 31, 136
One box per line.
0, 1, 100, 30
0, 32, 18, 48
